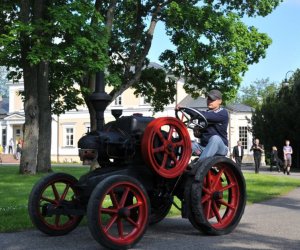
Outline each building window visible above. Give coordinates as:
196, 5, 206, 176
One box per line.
64, 127, 74, 147
2, 128, 7, 147
239, 126, 248, 150
114, 95, 122, 106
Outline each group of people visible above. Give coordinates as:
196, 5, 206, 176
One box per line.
232, 138, 293, 175
0, 138, 23, 161
270, 140, 293, 175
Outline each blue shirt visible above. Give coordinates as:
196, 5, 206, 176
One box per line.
199, 108, 228, 147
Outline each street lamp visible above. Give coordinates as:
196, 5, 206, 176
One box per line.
282, 70, 294, 87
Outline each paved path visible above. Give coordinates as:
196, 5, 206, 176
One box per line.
1, 171, 300, 250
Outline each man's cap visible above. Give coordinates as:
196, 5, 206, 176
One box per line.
207, 89, 222, 100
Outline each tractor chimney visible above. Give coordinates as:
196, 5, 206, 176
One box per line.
89, 71, 112, 131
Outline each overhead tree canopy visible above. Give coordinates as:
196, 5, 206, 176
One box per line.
0, 0, 283, 174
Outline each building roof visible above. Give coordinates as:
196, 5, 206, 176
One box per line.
178, 95, 207, 110
226, 103, 254, 112
178, 95, 254, 113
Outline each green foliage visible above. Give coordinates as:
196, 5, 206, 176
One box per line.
0, 1, 282, 112
252, 70, 300, 161
236, 78, 279, 109
0, 1, 109, 115
133, 67, 176, 112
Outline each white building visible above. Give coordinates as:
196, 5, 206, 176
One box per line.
0, 78, 255, 163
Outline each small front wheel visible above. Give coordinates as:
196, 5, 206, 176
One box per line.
28, 173, 83, 236
87, 175, 150, 250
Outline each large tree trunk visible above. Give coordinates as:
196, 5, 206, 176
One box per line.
20, 65, 39, 174
37, 61, 51, 172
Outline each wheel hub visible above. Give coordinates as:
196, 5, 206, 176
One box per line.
118, 207, 130, 218
213, 191, 223, 200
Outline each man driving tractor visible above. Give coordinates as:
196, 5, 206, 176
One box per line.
191, 89, 229, 159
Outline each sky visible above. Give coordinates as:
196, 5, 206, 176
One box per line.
148, 0, 300, 88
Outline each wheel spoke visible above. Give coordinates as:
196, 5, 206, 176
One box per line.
212, 169, 224, 190
51, 183, 60, 201
201, 193, 211, 204
41, 195, 56, 204
117, 218, 124, 239
173, 139, 184, 147
212, 201, 222, 223
125, 216, 138, 227
153, 145, 165, 153
170, 152, 178, 163
55, 214, 61, 227
60, 184, 70, 200
119, 187, 130, 207
109, 191, 119, 208
126, 202, 141, 210
100, 207, 118, 215
204, 199, 212, 219
202, 186, 212, 195
104, 214, 118, 233
219, 199, 236, 210
159, 153, 168, 169
219, 182, 236, 192
155, 128, 166, 143
167, 126, 174, 141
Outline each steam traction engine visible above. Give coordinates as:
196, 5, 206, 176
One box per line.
28, 72, 246, 249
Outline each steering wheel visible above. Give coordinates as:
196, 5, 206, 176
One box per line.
175, 107, 208, 130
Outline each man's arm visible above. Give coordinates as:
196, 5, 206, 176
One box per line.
200, 109, 228, 123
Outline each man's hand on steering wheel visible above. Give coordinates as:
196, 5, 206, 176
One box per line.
175, 107, 208, 130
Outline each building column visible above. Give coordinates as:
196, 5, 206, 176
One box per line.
6, 123, 13, 154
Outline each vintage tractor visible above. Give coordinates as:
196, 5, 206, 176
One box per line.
28, 72, 246, 250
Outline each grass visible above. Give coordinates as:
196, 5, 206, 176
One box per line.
0, 165, 299, 232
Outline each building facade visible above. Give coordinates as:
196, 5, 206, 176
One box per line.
0, 80, 255, 164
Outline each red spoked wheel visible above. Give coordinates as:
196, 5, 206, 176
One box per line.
141, 117, 192, 178
87, 175, 150, 250
188, 156, 246, 235
28, 173, 83, 236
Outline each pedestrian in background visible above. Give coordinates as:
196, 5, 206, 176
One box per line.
232, 140, 244, 168
250, 138, 264, 174
283, 140, 293, 175
270, 146, 280, 172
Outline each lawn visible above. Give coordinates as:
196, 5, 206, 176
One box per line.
0, 165, 299, 232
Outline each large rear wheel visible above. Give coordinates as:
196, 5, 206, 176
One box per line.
188, 157, 246, 235
87, 175, 150, 250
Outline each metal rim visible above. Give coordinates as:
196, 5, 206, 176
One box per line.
36, 178, 81, 231
201, 163, 240, 229
97, 181, 149, 244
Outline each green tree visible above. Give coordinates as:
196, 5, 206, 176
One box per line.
0, 0, 283, 174
0, 1, 108, 174
252, 69, 300, 167
236, 78, 279, 109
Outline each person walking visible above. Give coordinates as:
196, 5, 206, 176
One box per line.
270, 146, 281, 172
250, 138, 264, 174
283, 140, 293, 175
16, 143, 22, 160
232, 140, 244, 168
8, 138, 14, 154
